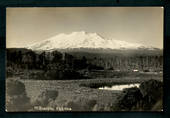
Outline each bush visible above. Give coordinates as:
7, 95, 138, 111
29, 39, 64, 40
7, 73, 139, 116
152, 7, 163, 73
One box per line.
65, 97, 97, 111
6, 79, 26, 96
6, 79, 32, 111
139, 79, 163, 100
112, 79, 163, 111
112, 87, 142, 111
139, 79, 163, 110
33, 90, 58, 107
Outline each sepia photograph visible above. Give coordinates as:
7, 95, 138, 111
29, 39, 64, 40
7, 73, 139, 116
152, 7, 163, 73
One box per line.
6, 7, 163, 112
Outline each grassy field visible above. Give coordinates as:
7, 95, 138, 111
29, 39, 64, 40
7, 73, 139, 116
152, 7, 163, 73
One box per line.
6, 71, 163, 111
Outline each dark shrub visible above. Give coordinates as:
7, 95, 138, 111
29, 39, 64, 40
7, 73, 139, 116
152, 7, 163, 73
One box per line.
113, 87, 142, 111
139, 79, 163, 110
6, 79, 32, 111
82, 99, 97, 111
112, 79, 163, 111
6, 79, 26, 96
33, 90, 58, 107
139, 79, 163, 100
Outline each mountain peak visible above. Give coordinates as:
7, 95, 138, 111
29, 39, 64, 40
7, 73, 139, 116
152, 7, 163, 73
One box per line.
72, 31, 87, 34
27, 31, 150, 51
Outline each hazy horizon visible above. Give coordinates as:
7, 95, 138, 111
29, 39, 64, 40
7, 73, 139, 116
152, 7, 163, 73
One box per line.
6, 7, 163, 49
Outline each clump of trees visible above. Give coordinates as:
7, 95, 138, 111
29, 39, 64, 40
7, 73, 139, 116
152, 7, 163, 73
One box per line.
7, 48, 90, 80
7, 48, 163, 72
6, 49, 88, 71
6, 48, 163, 80
87, 55, 163, 71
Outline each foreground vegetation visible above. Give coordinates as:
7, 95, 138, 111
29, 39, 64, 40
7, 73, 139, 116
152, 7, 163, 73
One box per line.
6, 74, 163, 112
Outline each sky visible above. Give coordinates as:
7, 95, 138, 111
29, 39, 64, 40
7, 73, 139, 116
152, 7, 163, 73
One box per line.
6, 7, 163, 48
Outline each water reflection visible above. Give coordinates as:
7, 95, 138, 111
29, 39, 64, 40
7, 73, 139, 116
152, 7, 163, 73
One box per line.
98, 83, 140, 91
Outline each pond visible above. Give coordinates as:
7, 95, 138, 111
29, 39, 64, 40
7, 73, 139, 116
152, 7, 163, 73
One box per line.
98, 83, 140, 91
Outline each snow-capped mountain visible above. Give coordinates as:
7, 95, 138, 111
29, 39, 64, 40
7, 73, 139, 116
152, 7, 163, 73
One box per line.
27, 31, 153, 51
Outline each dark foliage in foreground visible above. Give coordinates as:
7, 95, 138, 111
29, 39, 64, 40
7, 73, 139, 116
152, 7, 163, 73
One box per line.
6, 79, 32, 111
33, 90, 58, 107
112, 79, 163, 111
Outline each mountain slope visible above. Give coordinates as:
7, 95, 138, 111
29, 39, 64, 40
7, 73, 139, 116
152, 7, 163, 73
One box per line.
27, 31, 152, 51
